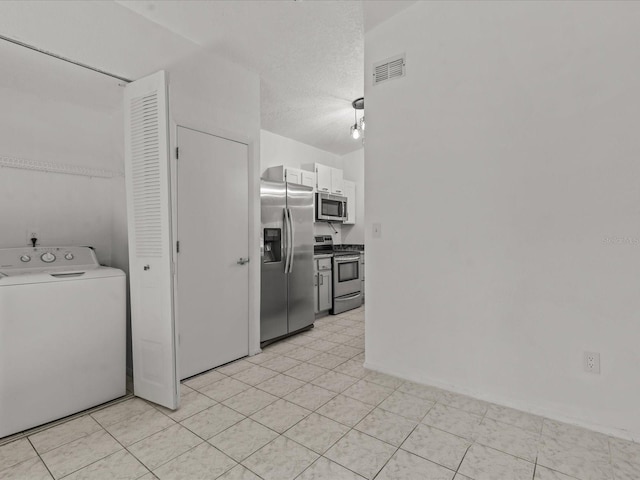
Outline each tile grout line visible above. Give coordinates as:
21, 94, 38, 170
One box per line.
454, 443, 474, 477
26, 416, 103, 457
26, 436, 56, 480
100, 420, 155, 478
0, 393, 135, 448
123, 416, 220, 475
393, 401, 471, 476
371, 420, 421, 479
57, 446, 148, 480
29, 422, 126, 479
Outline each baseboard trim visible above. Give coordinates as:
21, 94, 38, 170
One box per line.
363, 360, 637, 442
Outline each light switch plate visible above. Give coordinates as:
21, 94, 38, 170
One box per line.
372, 223, 382, 239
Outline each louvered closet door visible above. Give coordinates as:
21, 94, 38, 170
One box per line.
124, 71, 179, 409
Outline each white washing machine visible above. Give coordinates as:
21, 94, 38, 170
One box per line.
0, 246, 126, 438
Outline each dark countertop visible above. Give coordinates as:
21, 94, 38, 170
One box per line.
333, 244, 364, 252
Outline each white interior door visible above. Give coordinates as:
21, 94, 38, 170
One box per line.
177, 126, 249, 379
124, 71, 179, 409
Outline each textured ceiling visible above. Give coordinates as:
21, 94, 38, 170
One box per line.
0, 0, 416, 156
117, 0, 416, 156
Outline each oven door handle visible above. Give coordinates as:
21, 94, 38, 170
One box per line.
334, 255, 360, 263
335, 292, 362, 301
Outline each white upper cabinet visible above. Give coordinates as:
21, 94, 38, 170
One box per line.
343, 180, 356, 225
315, 164, 332, 193
263, 165, 314, 187
286, 167, 302, 185
331, 168, 344, 195
315, 163, 344, 195
300, 170, 315, 188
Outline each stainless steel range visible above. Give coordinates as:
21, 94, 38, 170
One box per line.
314, 236, 363, 314
332, 251, 363, 314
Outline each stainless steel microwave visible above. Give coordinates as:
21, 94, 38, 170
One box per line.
316, 192, 347, 222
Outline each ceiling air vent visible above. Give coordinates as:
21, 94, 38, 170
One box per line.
373, 54, 406, 86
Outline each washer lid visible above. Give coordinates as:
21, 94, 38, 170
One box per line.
0, 267, 125, 286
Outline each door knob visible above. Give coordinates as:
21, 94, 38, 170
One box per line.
237, 257, 250, 265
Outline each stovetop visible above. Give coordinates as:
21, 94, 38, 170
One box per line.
314, 235, 364, 257
333, 250, 361, 256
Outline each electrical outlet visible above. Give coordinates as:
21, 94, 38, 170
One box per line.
26, 228, 39, 247
584, 351, 600, 374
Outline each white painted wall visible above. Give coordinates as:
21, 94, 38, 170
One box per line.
365, 1, 640, 439
341, 148, 365, 245
261, 129, 343, 171
0, 85, 121, 266
260, 129, 345, 242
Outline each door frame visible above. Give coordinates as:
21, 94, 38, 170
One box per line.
169, 121, 261, 357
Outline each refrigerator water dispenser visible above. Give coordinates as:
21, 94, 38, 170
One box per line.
263, 228, 282, 263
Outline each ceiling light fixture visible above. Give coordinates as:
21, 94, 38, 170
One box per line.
350, 97, 364, 142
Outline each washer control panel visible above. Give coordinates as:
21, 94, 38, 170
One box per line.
0, 246, 99, 273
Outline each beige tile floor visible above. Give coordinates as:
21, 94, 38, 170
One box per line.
2, 305, 639, 479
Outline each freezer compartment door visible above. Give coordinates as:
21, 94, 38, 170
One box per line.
286, 183, 315, 333
260, 181, 288, 342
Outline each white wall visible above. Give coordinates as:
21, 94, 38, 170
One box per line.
0, 85, 121, 266
365, 1, 640, 439
260, 129, 345, 242
261, 129, 343, 171
341, 148, 365, 245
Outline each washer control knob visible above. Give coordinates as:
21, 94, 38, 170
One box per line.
20, 255, 31, 262
41, 252, 56, 263
64, 253, 74, 260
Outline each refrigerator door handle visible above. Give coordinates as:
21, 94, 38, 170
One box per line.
283, 207, 291, 274
287, 207, 295, 273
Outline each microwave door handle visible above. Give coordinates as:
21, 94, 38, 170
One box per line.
288, 207, 295, 273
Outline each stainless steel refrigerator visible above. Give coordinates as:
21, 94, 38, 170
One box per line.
261, 180, 314, 344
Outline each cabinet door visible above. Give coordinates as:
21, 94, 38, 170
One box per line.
318, 271, 333, 311
343, 180, 356, 225
301, 170, 315, 188
286, 168, 302, 185
315, 164, 331, 193
330, 168, 344, 195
